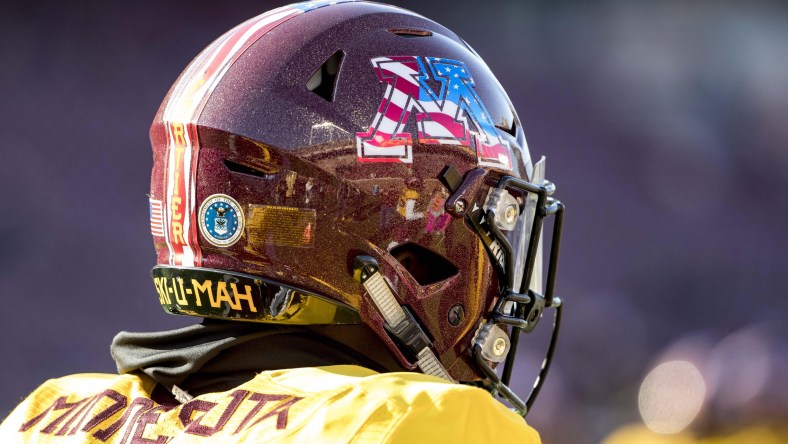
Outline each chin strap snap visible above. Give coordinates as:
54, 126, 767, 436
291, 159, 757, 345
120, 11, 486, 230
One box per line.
354, 255, 454, 382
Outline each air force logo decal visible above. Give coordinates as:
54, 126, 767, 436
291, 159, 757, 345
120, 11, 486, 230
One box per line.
199, 194, 244, 247
356, 56, 513, 170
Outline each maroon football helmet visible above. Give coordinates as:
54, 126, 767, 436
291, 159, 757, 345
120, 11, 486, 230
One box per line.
149, 0, 564, 416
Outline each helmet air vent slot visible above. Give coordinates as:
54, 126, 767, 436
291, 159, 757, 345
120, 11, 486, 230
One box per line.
223, 159, 275, 180
495, 119, 517, 138
390, 242, 458, 286
388, 28, 433, 38
306, 50, 344, 102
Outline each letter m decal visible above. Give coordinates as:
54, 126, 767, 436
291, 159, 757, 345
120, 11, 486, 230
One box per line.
356, 56, 513, 170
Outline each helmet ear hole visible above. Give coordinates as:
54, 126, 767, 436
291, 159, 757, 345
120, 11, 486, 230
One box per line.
390, 243, 458, 286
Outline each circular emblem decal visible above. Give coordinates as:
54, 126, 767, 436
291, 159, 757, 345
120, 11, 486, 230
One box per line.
199, 194, 244, 247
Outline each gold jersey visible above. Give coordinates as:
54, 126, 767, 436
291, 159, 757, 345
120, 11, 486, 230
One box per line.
1, 365, 540, 443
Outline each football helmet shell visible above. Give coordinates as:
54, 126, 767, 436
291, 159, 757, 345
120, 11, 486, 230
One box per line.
149, 0, 564, 415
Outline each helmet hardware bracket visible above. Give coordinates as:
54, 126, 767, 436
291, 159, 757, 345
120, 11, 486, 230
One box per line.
353, 255, 454, 382
442, 166, 487, 218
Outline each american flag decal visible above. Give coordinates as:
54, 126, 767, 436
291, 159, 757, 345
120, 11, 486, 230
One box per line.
149, 198, 165, 237
356, 56, 513, 170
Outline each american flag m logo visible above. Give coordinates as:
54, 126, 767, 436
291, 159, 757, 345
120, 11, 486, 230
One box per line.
356, 56, 513, 170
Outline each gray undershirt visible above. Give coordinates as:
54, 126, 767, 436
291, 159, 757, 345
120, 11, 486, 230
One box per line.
111, 320, 380, 398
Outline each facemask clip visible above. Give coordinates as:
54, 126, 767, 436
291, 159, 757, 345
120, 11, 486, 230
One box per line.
474, 324, 511, 363
484, 188, 520, 232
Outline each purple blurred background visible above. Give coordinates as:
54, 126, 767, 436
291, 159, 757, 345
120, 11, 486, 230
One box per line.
1, 1, 787, 442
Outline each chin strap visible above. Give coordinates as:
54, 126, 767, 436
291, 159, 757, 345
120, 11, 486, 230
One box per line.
354, 256, 454, 382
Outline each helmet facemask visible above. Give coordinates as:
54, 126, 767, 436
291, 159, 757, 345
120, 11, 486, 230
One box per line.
442, 157, 565, 416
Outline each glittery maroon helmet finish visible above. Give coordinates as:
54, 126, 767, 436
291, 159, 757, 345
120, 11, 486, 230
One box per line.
149, 1, 536, 383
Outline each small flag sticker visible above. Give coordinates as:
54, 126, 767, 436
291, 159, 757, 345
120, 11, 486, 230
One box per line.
150, 198, 165, 237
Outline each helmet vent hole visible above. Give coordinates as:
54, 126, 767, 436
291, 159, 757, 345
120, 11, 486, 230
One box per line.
388, 28, 433, 38
306, 50, 344, 101
390, 242, 458, 286
495, 119, 517, 137
223, 159, 275, 179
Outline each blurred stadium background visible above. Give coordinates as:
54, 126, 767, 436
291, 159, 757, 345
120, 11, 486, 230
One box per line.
1, 1, 786, 442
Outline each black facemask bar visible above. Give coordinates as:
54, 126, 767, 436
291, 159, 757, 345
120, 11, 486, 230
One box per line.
442, 165, 565, 417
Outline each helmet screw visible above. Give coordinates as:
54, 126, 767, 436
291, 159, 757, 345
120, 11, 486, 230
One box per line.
448, 304, 464, 326
505, 205, 517, 223
453, 199, 466, 214
493, 337, 507, 356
